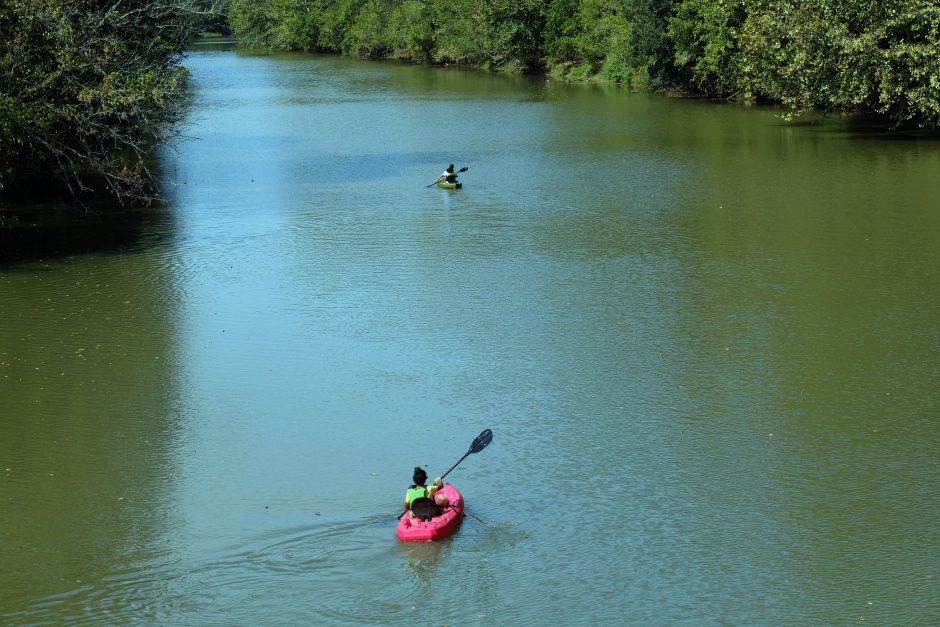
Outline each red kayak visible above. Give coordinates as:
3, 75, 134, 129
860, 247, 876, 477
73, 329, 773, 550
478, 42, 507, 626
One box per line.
397, 484, 464, 542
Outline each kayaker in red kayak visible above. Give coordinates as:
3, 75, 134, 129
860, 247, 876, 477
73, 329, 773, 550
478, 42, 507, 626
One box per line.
404, 467, 443, 520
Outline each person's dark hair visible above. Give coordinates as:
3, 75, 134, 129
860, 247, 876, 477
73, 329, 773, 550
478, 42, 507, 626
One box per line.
413, 466, 427, 485
447, 164, 454, 171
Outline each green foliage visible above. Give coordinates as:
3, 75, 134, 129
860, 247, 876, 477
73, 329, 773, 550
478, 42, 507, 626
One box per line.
228, 0, 271, 45
0, 0, 206, 202
481, 0, 546, 71
598, 57, 633, 83
575, 0, 624, 62
0, 95, 31, 188
875, 5, 940, 126
318, 0, 367, 50
344, 0, 391, 58
668, 0, 747, 97
543, 0, 634, 83
424, 0, 487, 65
229, 0, 321, 50
568, 63, 596, 79
544, 0, 581, 61
739, 1, 940, 125
626, 0, 681, 88
585, 0, 634, 82
386, 0, 434, 61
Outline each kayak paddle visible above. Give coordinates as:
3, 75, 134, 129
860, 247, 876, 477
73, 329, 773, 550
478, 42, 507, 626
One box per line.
397, 428, 493, 519
439, 427, 490, 481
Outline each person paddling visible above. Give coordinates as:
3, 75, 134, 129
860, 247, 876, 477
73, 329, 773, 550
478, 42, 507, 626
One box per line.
427, 164, 468, 187
404, 467, 443, 520
441, 164, 458, 184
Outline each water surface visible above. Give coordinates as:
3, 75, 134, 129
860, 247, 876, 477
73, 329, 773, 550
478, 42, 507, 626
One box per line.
2, 42, 939, 625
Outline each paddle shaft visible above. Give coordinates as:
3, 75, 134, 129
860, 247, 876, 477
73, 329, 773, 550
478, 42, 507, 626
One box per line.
439, 450, 472, 482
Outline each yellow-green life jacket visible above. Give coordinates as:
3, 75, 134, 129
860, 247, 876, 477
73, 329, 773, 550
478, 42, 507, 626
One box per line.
406, 486, 428, 507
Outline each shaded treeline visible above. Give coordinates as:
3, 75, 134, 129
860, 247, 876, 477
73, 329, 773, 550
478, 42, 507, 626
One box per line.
229, 0, 940, 127
0, 0, 223, 205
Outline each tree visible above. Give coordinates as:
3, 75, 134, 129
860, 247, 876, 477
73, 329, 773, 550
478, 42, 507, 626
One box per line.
0, 0, 223, 203
480, 0, 546, 71
427, 0, 491, 65
627, 0, 682, 88
668, 0, 748, 97
874, 4, 940, 126
544, 0, 581, 62
386, 0, 435, 61
740, 0, 940, 126
345, 0, 392, 58
228, 0, 321, 50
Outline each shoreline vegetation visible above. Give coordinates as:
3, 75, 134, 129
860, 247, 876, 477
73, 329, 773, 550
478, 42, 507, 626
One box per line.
1, 1, 938, 212
227, 0, 940, 129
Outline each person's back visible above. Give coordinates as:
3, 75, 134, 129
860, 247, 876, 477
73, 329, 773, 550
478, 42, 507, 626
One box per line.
404, 467, 443, 520
442, 164, 457, 183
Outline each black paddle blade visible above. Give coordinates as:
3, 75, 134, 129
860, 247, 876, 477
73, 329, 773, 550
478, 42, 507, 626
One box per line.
469, 428, 492, 454
435, 428, 493, 483
459, 166, 469, 172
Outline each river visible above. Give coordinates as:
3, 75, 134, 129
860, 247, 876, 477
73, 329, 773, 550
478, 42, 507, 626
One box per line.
2, 40, 939, 625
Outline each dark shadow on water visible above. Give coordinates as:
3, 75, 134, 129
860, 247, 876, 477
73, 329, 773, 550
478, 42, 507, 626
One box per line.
772, 111, 940, 140
0, 201, 172, 268
838, 123, 940, 141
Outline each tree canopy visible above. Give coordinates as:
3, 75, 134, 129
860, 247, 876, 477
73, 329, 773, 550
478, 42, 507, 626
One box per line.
0, 0, 219, 203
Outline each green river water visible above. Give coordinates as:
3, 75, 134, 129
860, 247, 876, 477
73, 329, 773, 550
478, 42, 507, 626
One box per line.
2, 41, 939, 625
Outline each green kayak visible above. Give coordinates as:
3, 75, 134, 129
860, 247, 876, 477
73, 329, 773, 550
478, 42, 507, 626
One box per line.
437, 180, 462, 189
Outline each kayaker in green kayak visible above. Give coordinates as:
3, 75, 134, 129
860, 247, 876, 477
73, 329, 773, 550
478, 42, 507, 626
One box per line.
404, 467, 444, 520
427, 164, 468, 188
